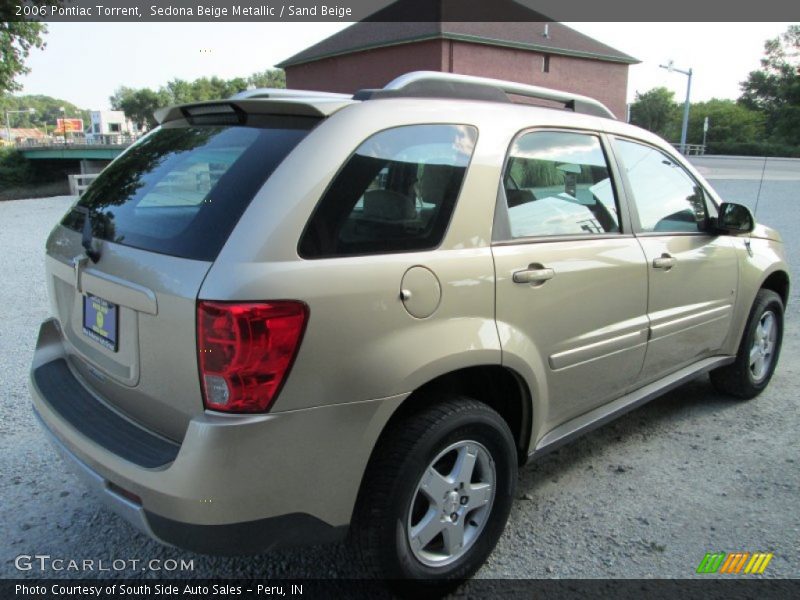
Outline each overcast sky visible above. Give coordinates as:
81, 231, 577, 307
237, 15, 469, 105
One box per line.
18, 22, 791, 110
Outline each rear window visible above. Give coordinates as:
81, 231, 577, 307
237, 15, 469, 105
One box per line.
298, 124, 477, 259
62, 116, 318, 261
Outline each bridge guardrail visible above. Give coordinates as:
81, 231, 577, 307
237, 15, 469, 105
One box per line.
15, 134, 141, 149
672, 143, 706, 156
68, 173, 100, 196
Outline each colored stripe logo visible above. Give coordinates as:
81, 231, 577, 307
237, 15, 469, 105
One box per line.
697, 552, 773, 574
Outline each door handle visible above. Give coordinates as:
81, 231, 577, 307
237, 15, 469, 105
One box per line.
652, 254, 677, 270
513, 267, 555, 285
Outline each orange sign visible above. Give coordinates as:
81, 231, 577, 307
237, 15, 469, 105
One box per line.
55, 118, 84, 134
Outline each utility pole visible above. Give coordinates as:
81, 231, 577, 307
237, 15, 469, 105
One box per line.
659, 61, 693, 154
59, 106, 66, 143
4, 108, 36, 145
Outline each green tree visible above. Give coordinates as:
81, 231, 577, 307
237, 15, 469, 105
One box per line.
0, 21, 48, 95
164, 78, 194, 104
109, 69, 287, 129
110, 86, 170, 130
629, 87, 681, 140
686, 99, 765, 145
225, 77, 249, 96
739, 25, 800, 143
0, 94, 89, 132
187, 76, 223, 101
247, 69, 286, 89
0, 146, 32, 185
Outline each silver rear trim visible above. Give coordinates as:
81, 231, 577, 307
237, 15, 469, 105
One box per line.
531, 355, 735, 458
33, 410, 167, 545
230, 88, 352, 100
384, 71, 616, 119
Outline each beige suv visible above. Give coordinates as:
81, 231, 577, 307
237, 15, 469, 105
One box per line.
30, 72, 788, 585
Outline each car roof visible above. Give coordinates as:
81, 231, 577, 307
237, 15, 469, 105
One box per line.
155, 71, 666, 150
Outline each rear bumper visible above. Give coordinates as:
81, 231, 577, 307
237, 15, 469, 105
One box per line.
30, 318, 405, 554
34, 411, 344, 554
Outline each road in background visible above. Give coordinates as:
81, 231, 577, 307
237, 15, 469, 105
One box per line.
691, 156, 800, 182
690, 156, 800, 264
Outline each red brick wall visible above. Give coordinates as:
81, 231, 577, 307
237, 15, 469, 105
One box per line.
448, 41, 628, 119
285, 39, 629, 119
284, 40, 445, 93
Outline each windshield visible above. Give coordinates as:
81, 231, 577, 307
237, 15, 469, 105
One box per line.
62, 116, 318, 261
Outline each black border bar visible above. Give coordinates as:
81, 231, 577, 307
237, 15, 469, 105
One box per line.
3, 0, 800, 22
3, 579, 800, 600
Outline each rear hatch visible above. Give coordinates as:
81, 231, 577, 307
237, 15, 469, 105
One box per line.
45, 110, 319, 441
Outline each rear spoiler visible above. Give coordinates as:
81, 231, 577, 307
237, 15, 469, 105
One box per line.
153, 97, 354, 125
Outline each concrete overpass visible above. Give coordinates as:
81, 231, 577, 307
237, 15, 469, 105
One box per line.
15, 137, 136, 174
17, 144, 126, 161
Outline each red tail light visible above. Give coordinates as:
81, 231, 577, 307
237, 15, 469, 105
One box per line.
197, 301, 308, 413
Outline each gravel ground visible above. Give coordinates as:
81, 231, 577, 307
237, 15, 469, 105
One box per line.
1, 177, 798, 581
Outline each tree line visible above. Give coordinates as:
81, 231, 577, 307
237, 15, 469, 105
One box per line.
0, 94, 90, 132
109, 70, 286, 130
630, 25, 799, 157
0, 70, 286, 135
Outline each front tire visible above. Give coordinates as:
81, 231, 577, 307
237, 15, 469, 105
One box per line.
710, 288, 784, 399
351, 397, 517, 589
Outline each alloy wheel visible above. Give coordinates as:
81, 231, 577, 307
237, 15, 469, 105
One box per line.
749, 309, 778, 382
406, 440, 496, 568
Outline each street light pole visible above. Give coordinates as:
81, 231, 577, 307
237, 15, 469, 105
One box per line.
59, 106, 66, 143
659, 61, 693, 155
4, 108, 36, 145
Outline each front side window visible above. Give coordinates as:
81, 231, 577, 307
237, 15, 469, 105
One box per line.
298, 124, 478, 258
614, 138, 711, 233
502, 130, 620, 239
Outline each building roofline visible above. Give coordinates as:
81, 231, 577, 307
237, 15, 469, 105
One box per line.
276, 32, 640, 69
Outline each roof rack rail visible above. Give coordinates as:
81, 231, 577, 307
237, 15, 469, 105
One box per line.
230, 88, 352, 101
359, 71, 616, 120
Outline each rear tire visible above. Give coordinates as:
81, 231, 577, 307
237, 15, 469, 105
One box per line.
351, 397, 517, 591
710, 288, 784, 399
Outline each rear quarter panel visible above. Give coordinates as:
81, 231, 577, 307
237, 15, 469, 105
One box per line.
200, 101, 517, 412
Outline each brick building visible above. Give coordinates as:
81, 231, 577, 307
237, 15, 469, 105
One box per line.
277, 22, 638, 119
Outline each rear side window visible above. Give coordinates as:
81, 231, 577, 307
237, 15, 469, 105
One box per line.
62, 116, 317, 261
298, 124, 477, 258
502, 130, 620, 239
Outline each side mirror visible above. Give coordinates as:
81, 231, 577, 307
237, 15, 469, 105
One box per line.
715, 202, 755, 234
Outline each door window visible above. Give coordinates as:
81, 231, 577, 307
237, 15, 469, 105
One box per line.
614, 139, 711, 233
501, 130, 620, 239
299, 124, 477, 258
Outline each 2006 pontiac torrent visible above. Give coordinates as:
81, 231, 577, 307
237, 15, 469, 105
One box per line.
30, 72, 789, 584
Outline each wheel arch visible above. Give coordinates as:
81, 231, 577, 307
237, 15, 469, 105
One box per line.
349, 364, 532, 529
361, 363, 532, 477
395, 365, 532, 463
723, 263, 790, 356
761, 269, 790, 307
